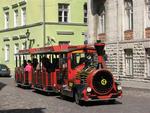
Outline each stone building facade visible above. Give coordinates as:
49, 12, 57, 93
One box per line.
88, 0, 150, 81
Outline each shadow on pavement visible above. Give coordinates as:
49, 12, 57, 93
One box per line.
0, 82, 6, 91
56, 96, 122, 106
32, 90, 58, 96
0, 108, 46, 113
56, 96, 74, 103
123, 87, 150, 92
83, 100, 122, 107
0, 75, 11, 77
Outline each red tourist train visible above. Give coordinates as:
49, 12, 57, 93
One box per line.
15, 42, 122, 105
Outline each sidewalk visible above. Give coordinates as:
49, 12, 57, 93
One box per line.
120, 79, 150, 90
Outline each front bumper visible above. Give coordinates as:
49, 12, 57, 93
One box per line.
81, 91, 122, 102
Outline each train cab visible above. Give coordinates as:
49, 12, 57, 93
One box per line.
58, 43, 122, 105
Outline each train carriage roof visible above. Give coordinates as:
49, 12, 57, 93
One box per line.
15, 44, 99, 56
15, 49, 30, 55
29, 44, 96, 55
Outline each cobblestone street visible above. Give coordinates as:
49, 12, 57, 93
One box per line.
0, 77, 150, 113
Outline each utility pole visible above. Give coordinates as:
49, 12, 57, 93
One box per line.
43, 0, 46, 47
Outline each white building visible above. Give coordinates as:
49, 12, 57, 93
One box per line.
88, 0, 150, 81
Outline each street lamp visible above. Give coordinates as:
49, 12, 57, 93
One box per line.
26, 29, 30, 40
25, 29, 30, 49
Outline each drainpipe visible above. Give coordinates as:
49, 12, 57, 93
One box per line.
116, 0, 120, 79
43, 0, 46, 47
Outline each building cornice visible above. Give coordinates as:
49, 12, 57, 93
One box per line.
3, 6, 9, 11
19, 1, 27, 6
106, 39, 150, 49
0, 22, 87, 33
12, 36, 19, 40
46, 22, 87, 26
0, 22, 43, 33
12, 3, 18, 9
119, 39, 150, 44
3, 37, 10, 41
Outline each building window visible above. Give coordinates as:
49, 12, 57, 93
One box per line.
5, 45, 10, 62
21, 7, 26, 26
146, 0, 150, 27
125, 49, 133, 76
124, 0, 133, 30
14, 43, 19, 60
4, 12, 9, 29
14, 9, 19, 27
58, 4, 69, 23
146, 49, 150, 77
99, 10, 106, 33
84, 3, 87, 23
22, 42, 26, 50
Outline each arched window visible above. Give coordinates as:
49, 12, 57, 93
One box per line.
99, 8, 106, 33
124, 0, 133, 30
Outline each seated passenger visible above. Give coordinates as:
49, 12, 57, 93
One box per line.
45, 57, 52, 73
36, 62, 42, 71
41, 57, 47, 68
22, 60, 27, 68
25, 60, 33, 72
32, 58, 38, 70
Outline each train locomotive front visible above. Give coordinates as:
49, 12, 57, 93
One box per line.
72, 43, 122, 104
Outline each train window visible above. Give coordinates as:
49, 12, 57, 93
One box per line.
85, 53, 98, 68
59, 54, 67, 68
71, 53, 85, 69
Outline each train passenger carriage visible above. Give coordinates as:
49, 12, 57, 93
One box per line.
29, 45, 69, 93
15, 49, 33, 88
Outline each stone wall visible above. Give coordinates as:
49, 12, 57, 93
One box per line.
133, 43, 145, 78
105, 43, 118, 75
105, 42, 146, 79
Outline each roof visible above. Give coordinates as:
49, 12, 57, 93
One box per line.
15, 49, 29, 55
15, 43, 104, 55
29, 45, 96, 55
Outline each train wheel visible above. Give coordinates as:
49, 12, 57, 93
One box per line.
16, 83, 20, 87
60, 93, 65, 100
60, 90, 66, 100
108, 99, 116, 104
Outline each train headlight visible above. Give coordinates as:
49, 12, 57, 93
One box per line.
87, 87, 92, 93
117, 85, 122, 91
